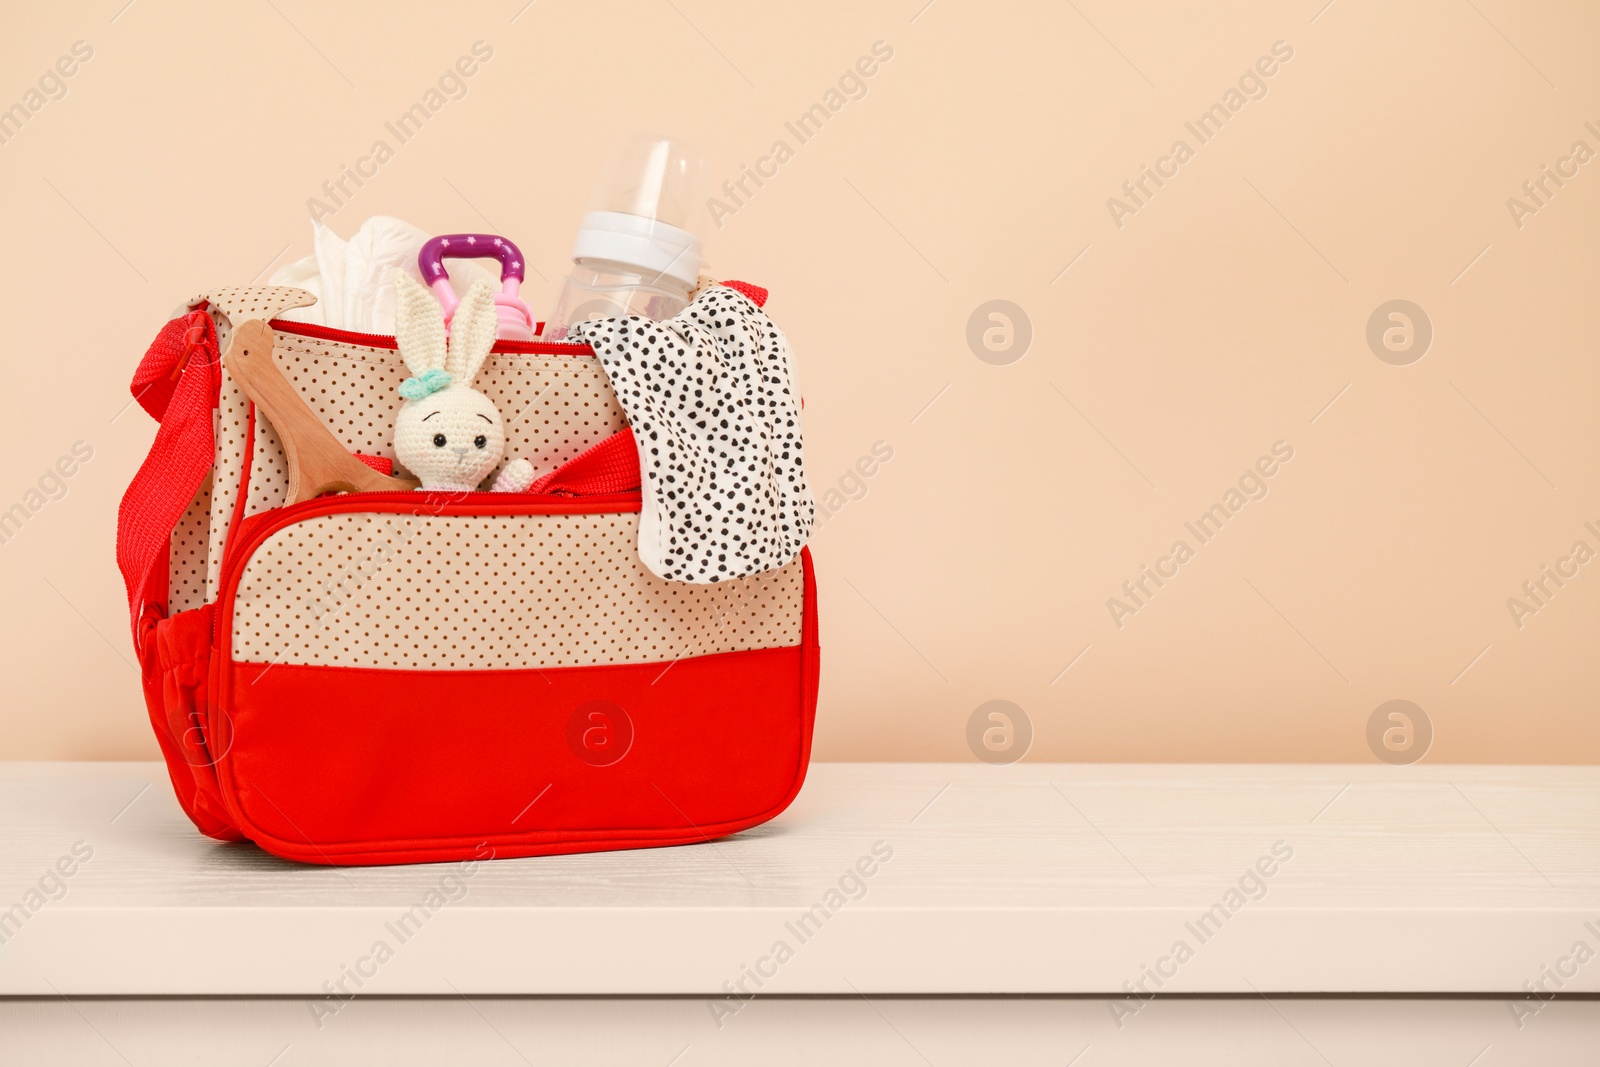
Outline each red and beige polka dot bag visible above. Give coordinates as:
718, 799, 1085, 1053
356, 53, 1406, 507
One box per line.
116, 265, 819, 865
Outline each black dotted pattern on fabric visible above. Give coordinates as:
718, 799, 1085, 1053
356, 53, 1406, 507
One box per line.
572, 287, 815, 584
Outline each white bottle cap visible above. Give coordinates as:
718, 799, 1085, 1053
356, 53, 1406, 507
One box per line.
571, 210, 701, 289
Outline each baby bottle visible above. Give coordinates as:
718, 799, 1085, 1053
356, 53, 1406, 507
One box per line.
543, 134, 705, 341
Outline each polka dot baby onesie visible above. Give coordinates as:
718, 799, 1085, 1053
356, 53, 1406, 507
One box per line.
570, 285, 814, 584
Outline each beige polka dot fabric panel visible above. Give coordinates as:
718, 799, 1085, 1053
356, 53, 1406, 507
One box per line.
200, 287, 319, 606
229, 510, 805, 669
167, 474, 213, 614
195, 285, 625, 605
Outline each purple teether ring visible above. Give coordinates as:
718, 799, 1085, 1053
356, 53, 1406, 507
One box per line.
419, 233, 527, 284
417, 234, 534, 341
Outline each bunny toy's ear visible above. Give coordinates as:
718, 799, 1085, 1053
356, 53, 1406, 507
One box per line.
444, 279, 499, 386
393, 271, 447, 377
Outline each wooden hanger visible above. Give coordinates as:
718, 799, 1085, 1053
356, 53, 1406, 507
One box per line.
222, 319, 419, 504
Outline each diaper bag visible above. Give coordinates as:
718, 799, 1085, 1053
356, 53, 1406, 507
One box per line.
117, 278, 819, 866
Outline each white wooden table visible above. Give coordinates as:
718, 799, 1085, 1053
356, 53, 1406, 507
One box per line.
2, 761, 1597, 1065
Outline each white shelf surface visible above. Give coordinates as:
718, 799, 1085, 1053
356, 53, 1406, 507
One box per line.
1, 761, 1597, 996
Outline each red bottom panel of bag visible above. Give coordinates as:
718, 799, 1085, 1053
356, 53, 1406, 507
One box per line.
213, 645, 814, 865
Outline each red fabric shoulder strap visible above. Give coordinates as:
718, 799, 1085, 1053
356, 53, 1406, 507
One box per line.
720, 280, 768, 308
116, 311, 220, 642
528, 428, 640, 496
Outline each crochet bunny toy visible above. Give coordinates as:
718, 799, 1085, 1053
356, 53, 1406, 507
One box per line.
392, 272, 535, 493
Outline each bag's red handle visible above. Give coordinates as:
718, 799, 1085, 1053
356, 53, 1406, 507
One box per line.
720, 279, 768, 308
117, 310, 220, 644
527, 429, 640, 496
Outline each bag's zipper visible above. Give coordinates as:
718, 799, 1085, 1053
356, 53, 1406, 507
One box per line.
227, 488, 643, 566
269, 318, 595, 357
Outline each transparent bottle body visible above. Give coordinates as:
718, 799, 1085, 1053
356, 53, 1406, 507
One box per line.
542, 260, 691, 341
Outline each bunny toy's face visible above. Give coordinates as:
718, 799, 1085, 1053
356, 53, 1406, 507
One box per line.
395, 386, 506, 492
392, 272, 515, 493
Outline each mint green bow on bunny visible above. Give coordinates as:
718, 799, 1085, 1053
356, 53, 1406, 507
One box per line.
398, 366, 453, 400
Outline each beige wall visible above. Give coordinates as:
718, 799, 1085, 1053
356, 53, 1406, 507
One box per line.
1, 1, 1595, 763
